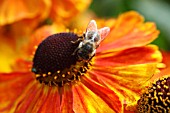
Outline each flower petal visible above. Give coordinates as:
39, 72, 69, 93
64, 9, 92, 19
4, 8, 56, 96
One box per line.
162, 51, 170, 69
72, 76, 122, 113
0, 72, 35, 112
14, 83, 44, 113
34, 87, 61, 113
150, 51, 170, 82
50, 0, 92, 24
0, 72, 61, 113
91, 63, 158, 91
0, 0, 51, 25
95, 45, 162, 67
97, 11, 159, 52
11, 59, 32, 72
88, 63, 159, 111
61, 85, 74, 113
0, 38, 18, 72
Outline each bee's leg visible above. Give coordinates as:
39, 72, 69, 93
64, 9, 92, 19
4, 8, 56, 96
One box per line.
92, 49, 96, 56
71, 38, 83, 44
72, 47, 79, 55
89, 49, 96, 60
72, 42, 83, 55
96, 44, 100, 49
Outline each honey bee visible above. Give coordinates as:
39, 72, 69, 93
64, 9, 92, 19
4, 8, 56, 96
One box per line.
72, 20, 110, 61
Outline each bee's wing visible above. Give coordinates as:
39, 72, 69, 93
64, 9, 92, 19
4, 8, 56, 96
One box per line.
86, 20, 97, 32
98, 27, 110, 43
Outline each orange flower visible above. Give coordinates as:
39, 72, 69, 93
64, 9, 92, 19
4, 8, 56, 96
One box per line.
0, 11, 162, 113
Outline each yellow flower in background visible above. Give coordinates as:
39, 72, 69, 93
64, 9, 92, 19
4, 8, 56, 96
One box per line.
0, 10, 162, 113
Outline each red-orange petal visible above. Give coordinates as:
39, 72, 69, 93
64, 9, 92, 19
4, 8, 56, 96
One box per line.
0, 72, 35, 112
150, 51, 170, 82
0, 72, 61, 113
72, 76, 122, 113
35, 87, 61, 113
162, 51, 170, 69
61, 85, 74, 113
14, 83, 44, 113
95, 45, 162, 67
97, 11, 159, 53
14, 83, 61, 113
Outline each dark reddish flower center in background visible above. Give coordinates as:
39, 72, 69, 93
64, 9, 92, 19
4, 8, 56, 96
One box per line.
137, 76, 170, 113
32, 33, 91, 87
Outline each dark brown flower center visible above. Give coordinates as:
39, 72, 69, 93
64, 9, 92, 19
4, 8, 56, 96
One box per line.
137, 76, 170, 113
32, 33, 92, 87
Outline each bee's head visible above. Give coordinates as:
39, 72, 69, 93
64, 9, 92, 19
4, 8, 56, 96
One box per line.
86, 31, 100, 42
